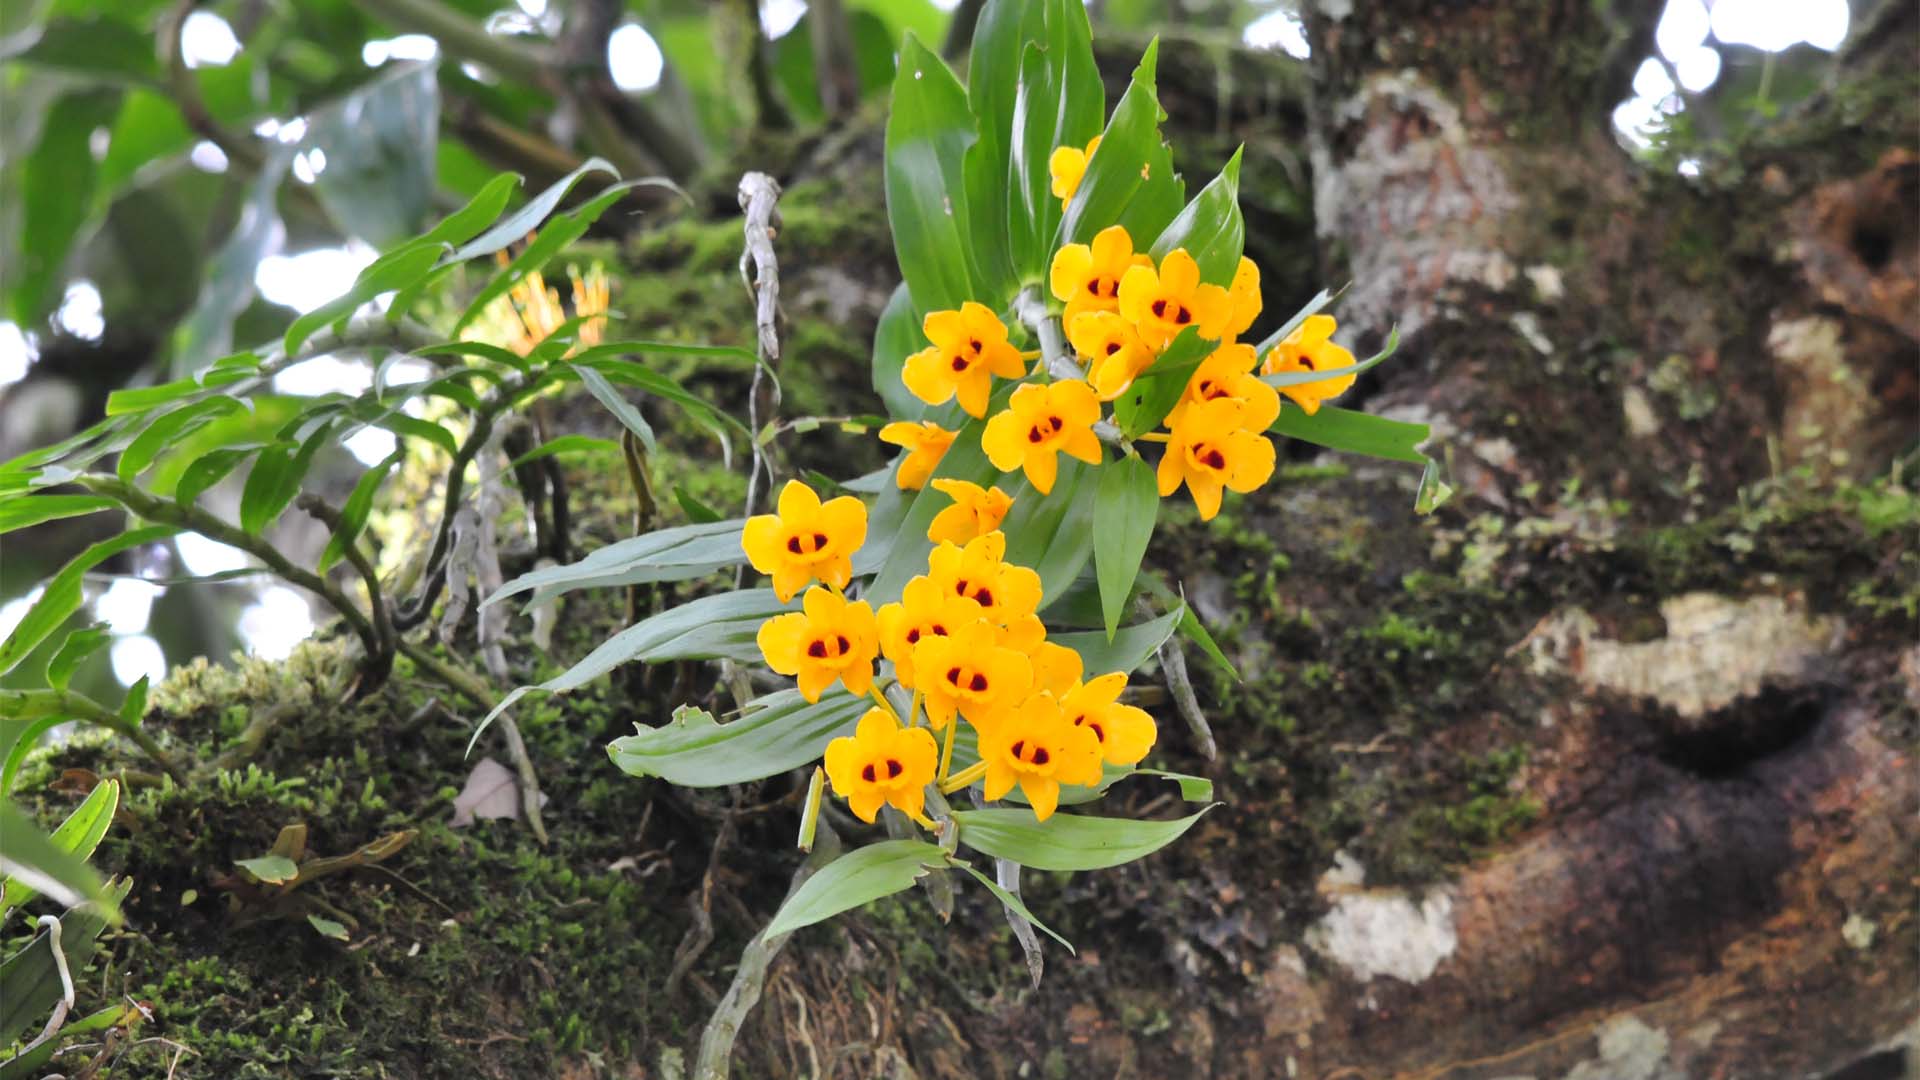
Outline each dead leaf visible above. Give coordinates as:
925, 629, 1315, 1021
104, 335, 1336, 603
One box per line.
452, 758, 523, 827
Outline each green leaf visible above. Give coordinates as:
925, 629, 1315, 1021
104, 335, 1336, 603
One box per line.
952, 860, 1074, 952
871, 283, 927, 421
477, 590, 793, 751
1251, 287, 1337, 357
1151, 146, 1244, 285
0, 525, 178, 677
43, 625, 109, 691
570, 355, 746, 438
951, 806, 1211, 871
1111, 327, 1215, 438
103, 367, 253, 416
172, 146, 295, 369
0, 801, 119, 913
306, 914, 350, 941
10, 16, 161, 85
117, 396, 246, 481
118, 675, 148, 725
1053, 605, 1182, 676
0, 779, 118, 918
418, 172, 521, 251
485, 519, 747, 608
0, 494, 116, 534
1056, 39, 1182, 251
452, 180, 650, 335
884, 35, 978, 318
508, 435, 621, 469
13, 89, 120, 324
1133, 768, 1214, 802
304, 61, 440, 247
1007, 0, 1102, 281
863, 407, 1004, 603
1092, 453, 1158, 639
1178, 605, 1238, 681
282, 241, 445, 355
448, 157, 617, 263
1268, 404, 1432, 465
318, 450, 402, 572
235, 854, 299, 884
572, 365, 655, 452
0, 716, 63, 799
999, 456, 1100, 612
0, 877, 130, 1048
238, 422, 334, 535
1258, 326, 1401, 390
762, 840, 947, 938
608, 691, 869, 787
173, 446, 260, 507
674, 486, 723, 524
367, 412, 457, 456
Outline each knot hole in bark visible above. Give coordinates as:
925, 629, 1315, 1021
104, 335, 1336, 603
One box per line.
1650, 681, 1839, 780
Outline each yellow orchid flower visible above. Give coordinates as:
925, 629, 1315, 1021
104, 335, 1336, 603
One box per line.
878, 420, 957, 490
1261, 314, 1356, 415
902, 302, 1027, 419
1155, 397, 1277, 521
912, 619, 1034, 731
1049, 225, 1151, 329
978, 691, 1104, 821
1163, 342, 1280, 431
756, 586, 880, 703
1118, 248, 1231, 349
1047, 134, 1102, 203
741, 479, 868, 603
1223, 256, 1261, 342
823, 708, 938, 823
927, 479, 1013, 545
925, 531, 1042, 629
875, 576, 986, 690
1067, 311, 1155, 401
982, 380, 1103, 495
1061, 673, 1157, 766
1030, 639, 1084, 696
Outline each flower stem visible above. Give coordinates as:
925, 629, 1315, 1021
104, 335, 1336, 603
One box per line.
867, 684, 900, 723
936, 714, 957, 782
1135, 432, 1171, 443
940, 759, 988, 794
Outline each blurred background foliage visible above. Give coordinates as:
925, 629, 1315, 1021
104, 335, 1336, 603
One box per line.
0, 0, 1854, 720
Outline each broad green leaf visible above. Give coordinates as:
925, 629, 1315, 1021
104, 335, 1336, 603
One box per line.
0, 779, 118, 918
0, 878, 131, 1048
0, 494, 116, 533
571, 356, 745, 439
999, 455, 1100, 612
871, 283, 927, 421
304, 61, 440, 247
476, 590, 793, 751
674, 486, 723, 523
952, 860, 1074, 951
447, 157, 617, 263
44, 625, 109, 690
235, 854, 299, 884
1056, 39, 1182, 251
282, 241, 444, 354
11, 16, 161, 85
103, 368, 253, 416
98, 89, 191, 191
118, 675, 148, 725
0, 801, 119, 914
0, 715, 63, 797
762, 839, 947, 938
1134, 768, 1214, 801
1151, 146, 1244, 285
416, 172, 520, 251
608, 691, 870, 787
962, 0, 1047, 302
13, 89, 119, 324
952, 806, 1210, 871
485, 519, 747, 608
884, 35, 978, 318
117, 396, 246, 480
0, 525, 178, 677
1092, 453, 1158, 638
1268, 404, 1432, 465
1111, 327, 1214, 438
1053, 605, 1182, 675
1007, 0, 1102, 281
172, 145, 295, 370
173, 446, 260, 507
1178, 604, 1238, 681
238, 420, 335, 535
318, 450, 402, 572
307, 914, 350, 941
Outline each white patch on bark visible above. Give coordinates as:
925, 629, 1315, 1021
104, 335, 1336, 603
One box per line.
1526, 264, 1565, 301
1621, 385, 1660, 437
1306, 884, 1457, 984
1563, 1015, 1680, 1080
1770, 314, 1865, 475
1520, 593, 1842, 718
1510, 312, 1554, 355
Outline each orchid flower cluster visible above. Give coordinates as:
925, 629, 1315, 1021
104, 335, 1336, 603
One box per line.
745, 479, 1153, 823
